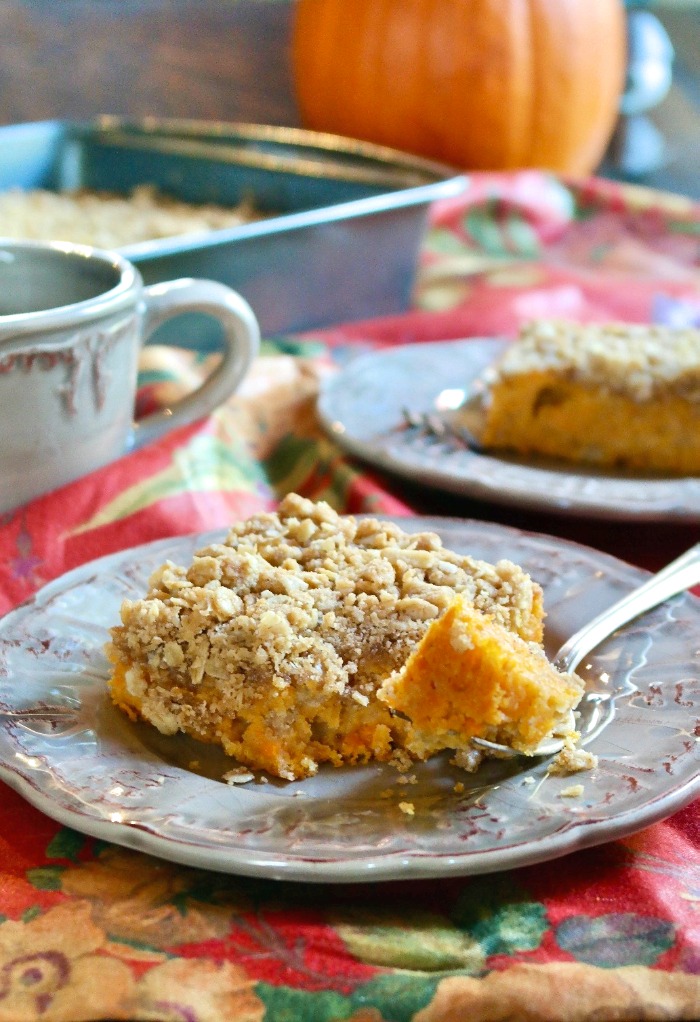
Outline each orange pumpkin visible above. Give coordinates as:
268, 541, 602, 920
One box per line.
291, 0, 627, 176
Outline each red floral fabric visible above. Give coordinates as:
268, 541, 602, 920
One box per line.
0, 172, 698, 1022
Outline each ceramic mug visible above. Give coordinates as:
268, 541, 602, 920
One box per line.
0, 239, 260, 513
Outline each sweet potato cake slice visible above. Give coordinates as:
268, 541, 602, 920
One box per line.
477, 319, 700, 474
106, 494, 572, 781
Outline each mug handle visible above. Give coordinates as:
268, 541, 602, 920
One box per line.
130, 277, 260, 450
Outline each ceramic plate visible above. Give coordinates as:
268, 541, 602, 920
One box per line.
0, 520, 698, 883
318, 339, 700, 521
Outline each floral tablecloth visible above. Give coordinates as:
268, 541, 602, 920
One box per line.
0, 172, 698, 1022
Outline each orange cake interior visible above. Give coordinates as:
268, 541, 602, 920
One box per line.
107, 493, 582, 781
476, 319, 700, 474
378, 595, 582, 770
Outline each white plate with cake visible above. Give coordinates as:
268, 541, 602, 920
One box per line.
318, 324, 700, 521
0, 502, 697, 883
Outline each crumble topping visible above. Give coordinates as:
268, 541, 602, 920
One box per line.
111, 493, 542, 722
0, 184, 264, 249
484, 319, 700, 402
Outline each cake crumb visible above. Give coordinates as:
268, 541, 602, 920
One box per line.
559, 783, 585, 799
391, 749, 415, 774
451, 747, 486, 773
223, 766, 255, 785
548, 744, 598, 776
453, 781, 465, 794
522, 776, 536, 785
399, 801, 415, 816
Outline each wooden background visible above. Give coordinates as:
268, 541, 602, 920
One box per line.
0, 0, 299, 126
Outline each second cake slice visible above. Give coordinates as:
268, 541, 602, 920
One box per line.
476, 319, 700, 474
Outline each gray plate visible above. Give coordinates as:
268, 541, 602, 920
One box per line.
318, 339, 700, 521
0, 520, 698, 883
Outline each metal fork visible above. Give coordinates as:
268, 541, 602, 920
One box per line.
471, 541, 700, 759
401, 407, 484, 453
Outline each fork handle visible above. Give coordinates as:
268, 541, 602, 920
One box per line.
553, 542, 700, 674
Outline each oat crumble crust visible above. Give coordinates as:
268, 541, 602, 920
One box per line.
0, 184, 264, 249
107, 493, 548, 780
486, 319, 700, 401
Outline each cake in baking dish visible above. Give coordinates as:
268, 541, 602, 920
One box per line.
476, 319, 700, 474
106, 493, 583, 781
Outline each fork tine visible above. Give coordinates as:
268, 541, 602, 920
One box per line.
401, 407, 424, 430
1, 704, 77, 721
422, 413, 449, 438
401, 408, 483, 453
451, 422, 483, 452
